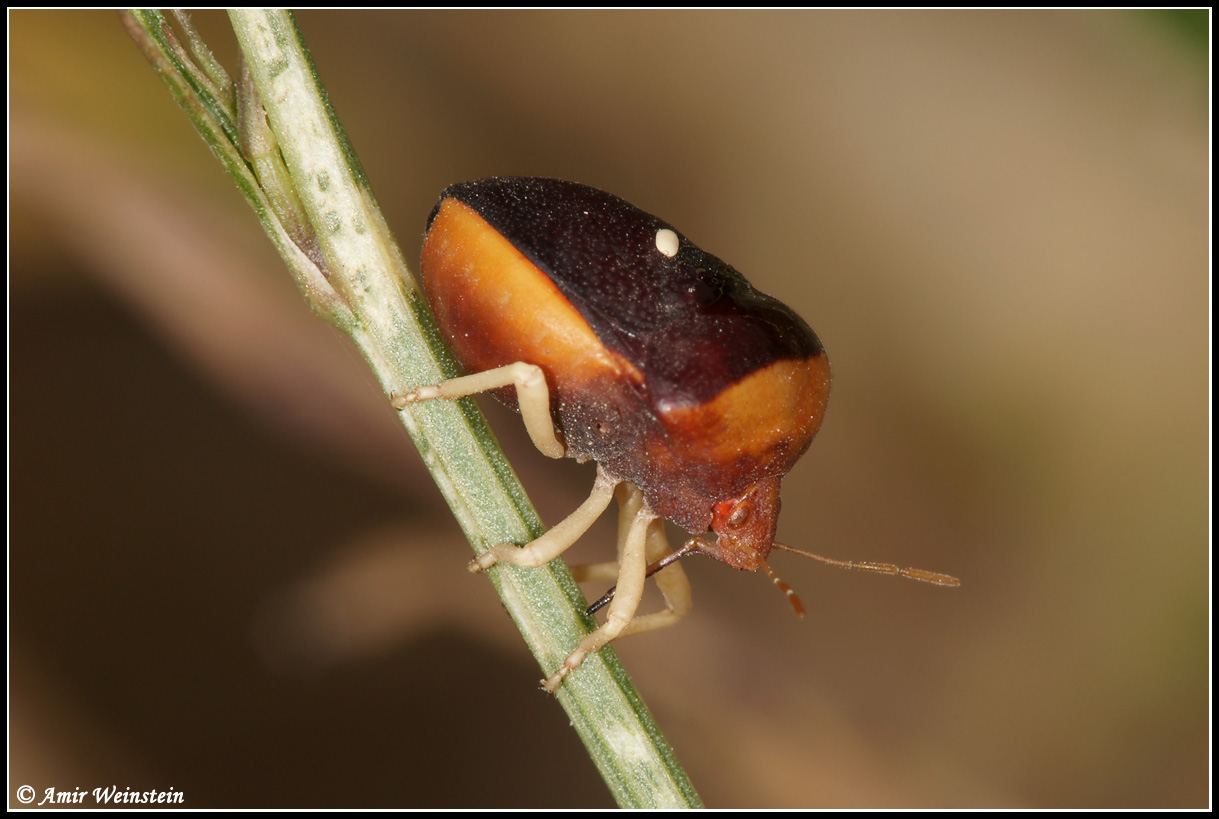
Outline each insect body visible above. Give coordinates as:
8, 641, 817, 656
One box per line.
396, 177, 957, 691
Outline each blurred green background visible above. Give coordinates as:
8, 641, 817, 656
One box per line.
10, 10, 1209, 808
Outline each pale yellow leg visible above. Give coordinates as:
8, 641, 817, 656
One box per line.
392, 362, 565, 459
563, 482, 692, 663
569, 483, 690, 595
568, 485, 644, 584
570, 484, 669, 585
619, 518, 692, 638
609, 484, 692, 638
543, 499, 652, 692
469, 466, 619, 572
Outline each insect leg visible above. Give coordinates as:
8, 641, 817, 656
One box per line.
572, 484, 692, 633
565, 482, 646, 584
542, 497, 651, 692
392, 362, 565, 458
618, 514, 692, 637
468, 465, 618, 572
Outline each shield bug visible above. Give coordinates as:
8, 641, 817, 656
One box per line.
395, 177, 958, 691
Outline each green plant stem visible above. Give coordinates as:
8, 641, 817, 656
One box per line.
123, 9, 701, 808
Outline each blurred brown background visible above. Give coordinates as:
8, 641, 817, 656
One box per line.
9, 10, 1209, 809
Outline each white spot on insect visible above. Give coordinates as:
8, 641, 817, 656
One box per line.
655, 228, 679, 257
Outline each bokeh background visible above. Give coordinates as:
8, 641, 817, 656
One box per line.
10, 10, 1209, 808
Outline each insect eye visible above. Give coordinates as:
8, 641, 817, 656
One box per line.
728, 501, 751, 529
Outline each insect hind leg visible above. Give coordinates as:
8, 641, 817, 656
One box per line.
392, 362, 565, 458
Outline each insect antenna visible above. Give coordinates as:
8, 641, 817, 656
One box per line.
760, 559, 806, 618
770, 542, 961, 587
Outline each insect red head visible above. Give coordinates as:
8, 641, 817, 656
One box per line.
692, 477, 783, 571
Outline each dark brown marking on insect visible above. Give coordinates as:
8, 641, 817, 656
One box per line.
434, 178, 826, 411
